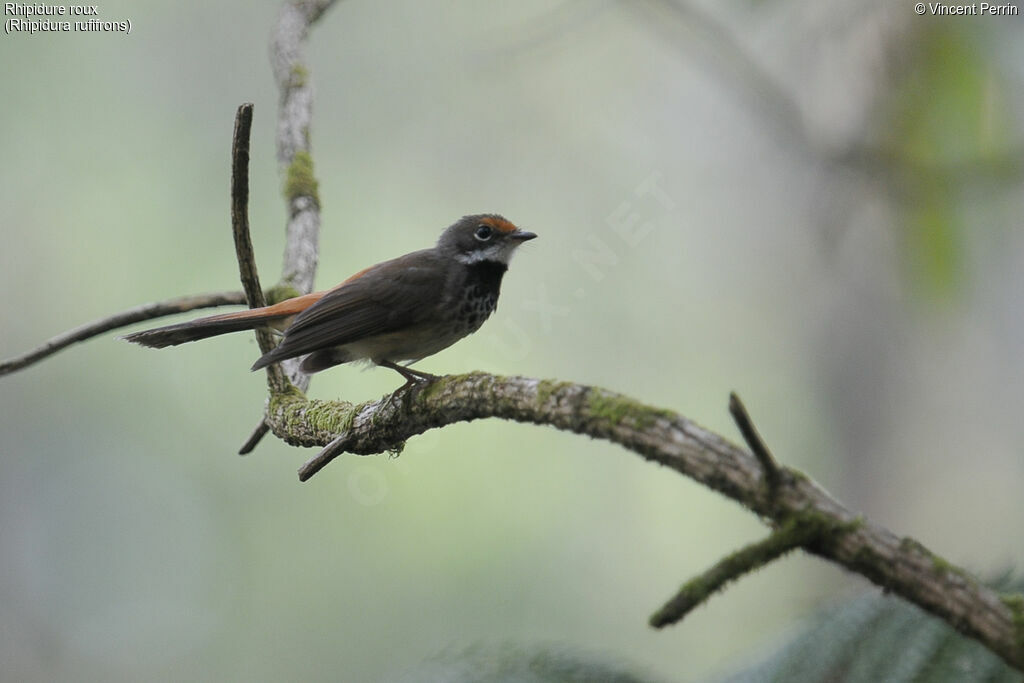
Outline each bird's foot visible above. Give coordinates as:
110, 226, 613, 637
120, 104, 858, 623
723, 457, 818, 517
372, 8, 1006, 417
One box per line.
379, 360, 438, 388
378, 361, 439, 409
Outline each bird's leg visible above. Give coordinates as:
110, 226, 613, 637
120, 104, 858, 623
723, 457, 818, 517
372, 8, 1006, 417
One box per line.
378, 360, 438, 391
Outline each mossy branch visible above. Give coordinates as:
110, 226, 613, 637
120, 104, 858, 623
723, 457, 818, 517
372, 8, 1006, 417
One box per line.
649, 515, 835, 629
262, 373, 1024, 673
269, 0, 337, 296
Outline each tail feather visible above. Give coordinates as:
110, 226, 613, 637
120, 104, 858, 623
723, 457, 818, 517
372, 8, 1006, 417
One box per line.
122, 290, 327, 350
250, 343, 291, 371
250, 345, 351, 373
121, 314, 265, 349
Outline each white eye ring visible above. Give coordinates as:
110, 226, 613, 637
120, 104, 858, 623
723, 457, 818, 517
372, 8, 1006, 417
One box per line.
474, 225, 493, 241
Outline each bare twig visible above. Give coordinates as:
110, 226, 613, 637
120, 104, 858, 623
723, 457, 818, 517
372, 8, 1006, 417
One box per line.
231, 103, 289, 395
267, 374, 1024, 673
0, 292, 248, 377
729, 392, 781, 493
230, 103, 269, 316
649, 515, 830, 628
238, 421, 272, 455
305, 432, 350, 472
239, 417, 273, 455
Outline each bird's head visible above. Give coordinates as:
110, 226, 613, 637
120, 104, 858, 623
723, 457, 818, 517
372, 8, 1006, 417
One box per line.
437, 214, 537, 266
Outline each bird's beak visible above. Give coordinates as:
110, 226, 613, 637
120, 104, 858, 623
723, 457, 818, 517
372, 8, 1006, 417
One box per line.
511, 230, 537, 242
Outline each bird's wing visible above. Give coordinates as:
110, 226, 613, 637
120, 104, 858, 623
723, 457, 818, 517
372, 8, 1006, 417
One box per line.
252, 249, 445, 367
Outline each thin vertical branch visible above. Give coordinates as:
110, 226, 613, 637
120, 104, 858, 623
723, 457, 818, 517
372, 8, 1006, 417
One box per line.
269, 0, 337, 296
269, 0, 337, 388
231, 103, 290, 395
230, 104, 267, 315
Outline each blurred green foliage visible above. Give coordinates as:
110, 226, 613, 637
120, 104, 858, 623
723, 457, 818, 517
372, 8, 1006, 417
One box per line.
888, 25, 1014, 301
720, 577, 1023, 683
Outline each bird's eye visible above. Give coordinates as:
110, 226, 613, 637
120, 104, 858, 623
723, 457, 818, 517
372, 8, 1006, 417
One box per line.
474, 225, 493, 241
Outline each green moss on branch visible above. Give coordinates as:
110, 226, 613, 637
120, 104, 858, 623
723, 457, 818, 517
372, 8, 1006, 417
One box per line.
283, 150, 320, 208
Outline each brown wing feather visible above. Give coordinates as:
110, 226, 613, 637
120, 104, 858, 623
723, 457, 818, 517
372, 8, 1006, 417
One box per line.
251, 250, 446, 369
208, 291, 326, 321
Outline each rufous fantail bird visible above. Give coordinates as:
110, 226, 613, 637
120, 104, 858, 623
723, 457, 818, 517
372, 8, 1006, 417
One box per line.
122, 214, 536, 385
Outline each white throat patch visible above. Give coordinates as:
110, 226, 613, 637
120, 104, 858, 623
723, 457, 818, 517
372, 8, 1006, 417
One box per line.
454, 241, 518, 265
